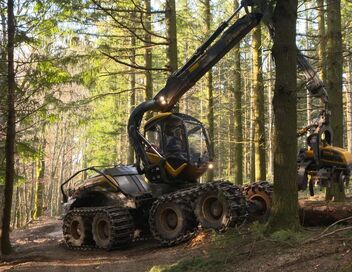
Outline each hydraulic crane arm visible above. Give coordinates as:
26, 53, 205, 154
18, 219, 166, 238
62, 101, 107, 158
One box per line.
128, 0, 330, 173
154, 12, 262, 111
128, 3, 261, 172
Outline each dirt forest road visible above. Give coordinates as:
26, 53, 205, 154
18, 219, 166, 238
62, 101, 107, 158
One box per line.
1, 216, 352, 272
0, 217, 203, 272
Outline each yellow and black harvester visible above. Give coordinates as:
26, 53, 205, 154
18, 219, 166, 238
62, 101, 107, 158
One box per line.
60, 0, 351, 250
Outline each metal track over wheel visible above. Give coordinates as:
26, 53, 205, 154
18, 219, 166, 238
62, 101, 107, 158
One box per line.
149, 197, 197, 247
244, 181, 273, 222
92, 207, 135, 250
63, 212, 93, 248
194, 182, 246, 232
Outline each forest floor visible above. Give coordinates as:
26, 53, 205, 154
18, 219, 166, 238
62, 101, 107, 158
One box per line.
0, 211, 352, 272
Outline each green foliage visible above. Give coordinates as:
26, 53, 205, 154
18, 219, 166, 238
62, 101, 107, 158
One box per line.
36, 60, 71, 85
16, 141, 40, 160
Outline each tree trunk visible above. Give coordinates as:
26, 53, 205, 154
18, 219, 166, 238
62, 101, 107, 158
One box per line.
1, 0, 15, 255
165, 0, 177, 73
267, 0, 300, 232
252, 23, 266, 181
0, 185, 4, 233
128, 35, 136, 164
325, 0, 345, 202
204, 0, 214, 182
346, 55, 352, 153
305, 2, 312, 125
317, 0, 327, 84
144, 0, 153, 104
267, 52, 274, 181
12, 186, 18, 230
250, 84, 255, 182
232, 0, 243, 185
34, 135, 46, 219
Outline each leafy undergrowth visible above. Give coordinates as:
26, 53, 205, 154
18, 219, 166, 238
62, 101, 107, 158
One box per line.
150, 223, 352, 272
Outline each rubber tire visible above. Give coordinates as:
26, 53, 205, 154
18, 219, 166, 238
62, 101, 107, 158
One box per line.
92, 213, 113, 249
63, 213, 92, 247
194, 189, 231, 230
151, 201, 196, 242
244, 181, 273, 223
92, 208, 134, 250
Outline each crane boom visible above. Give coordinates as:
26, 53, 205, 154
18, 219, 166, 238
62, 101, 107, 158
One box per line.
154, 12, 262, 111
128, 2, 330, 173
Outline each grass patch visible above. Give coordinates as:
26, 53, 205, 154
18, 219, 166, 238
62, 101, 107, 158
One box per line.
150, 256, 224, 272
268, 229, 307, 246
340, 262, 352, 272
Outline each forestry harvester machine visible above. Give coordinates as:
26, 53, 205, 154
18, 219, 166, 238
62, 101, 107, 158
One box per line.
296, 54, 352, 196
60, 0, 352, 250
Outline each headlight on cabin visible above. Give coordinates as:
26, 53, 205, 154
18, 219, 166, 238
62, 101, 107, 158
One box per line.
321, 132, 326, 141
158, 96, 167, 105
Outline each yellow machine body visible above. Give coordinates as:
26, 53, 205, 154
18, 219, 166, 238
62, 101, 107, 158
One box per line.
304, 145, 352, 167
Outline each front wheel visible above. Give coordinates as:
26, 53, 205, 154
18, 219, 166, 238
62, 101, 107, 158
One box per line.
149, 199, 197, 246
194, 188, 234, 232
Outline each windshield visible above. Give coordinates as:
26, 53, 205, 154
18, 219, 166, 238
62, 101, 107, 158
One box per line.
185, 121, 209, 165
163, 117, 188, 161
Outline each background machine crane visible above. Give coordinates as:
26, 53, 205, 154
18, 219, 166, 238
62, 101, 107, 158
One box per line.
61, 0, 352, 250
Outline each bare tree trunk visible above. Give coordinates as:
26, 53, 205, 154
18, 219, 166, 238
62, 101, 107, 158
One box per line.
232, 0, 243, 185
128, 34, 136, 164
267, 52, 274, 181
56, 142, 66, 216
204, 0, 214, 182
165, 0, 177, 73
0, 185, 4, 233
317, 0, 327, 84
347, 55, 352, 153
305, 2, 312, 125
252, 22, 266, 181
15, 187, 21, 229
267, 0, 300, 232
12, 186, 18, 230
325, 0, 345, 202
33, 134, 46, 219
48, 123, 59, 215
244, 75, 250, 181
250, 82, 255, 182
145, 0, 153, 104
1, 0, 16, 254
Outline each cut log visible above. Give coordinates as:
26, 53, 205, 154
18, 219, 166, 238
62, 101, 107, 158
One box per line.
299, 198, 352, 226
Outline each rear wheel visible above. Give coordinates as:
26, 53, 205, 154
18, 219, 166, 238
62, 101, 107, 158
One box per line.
92, 208, 134, 250
63, 213, 93, 248
244, 181, 273, 222
92, 213, 112, 249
